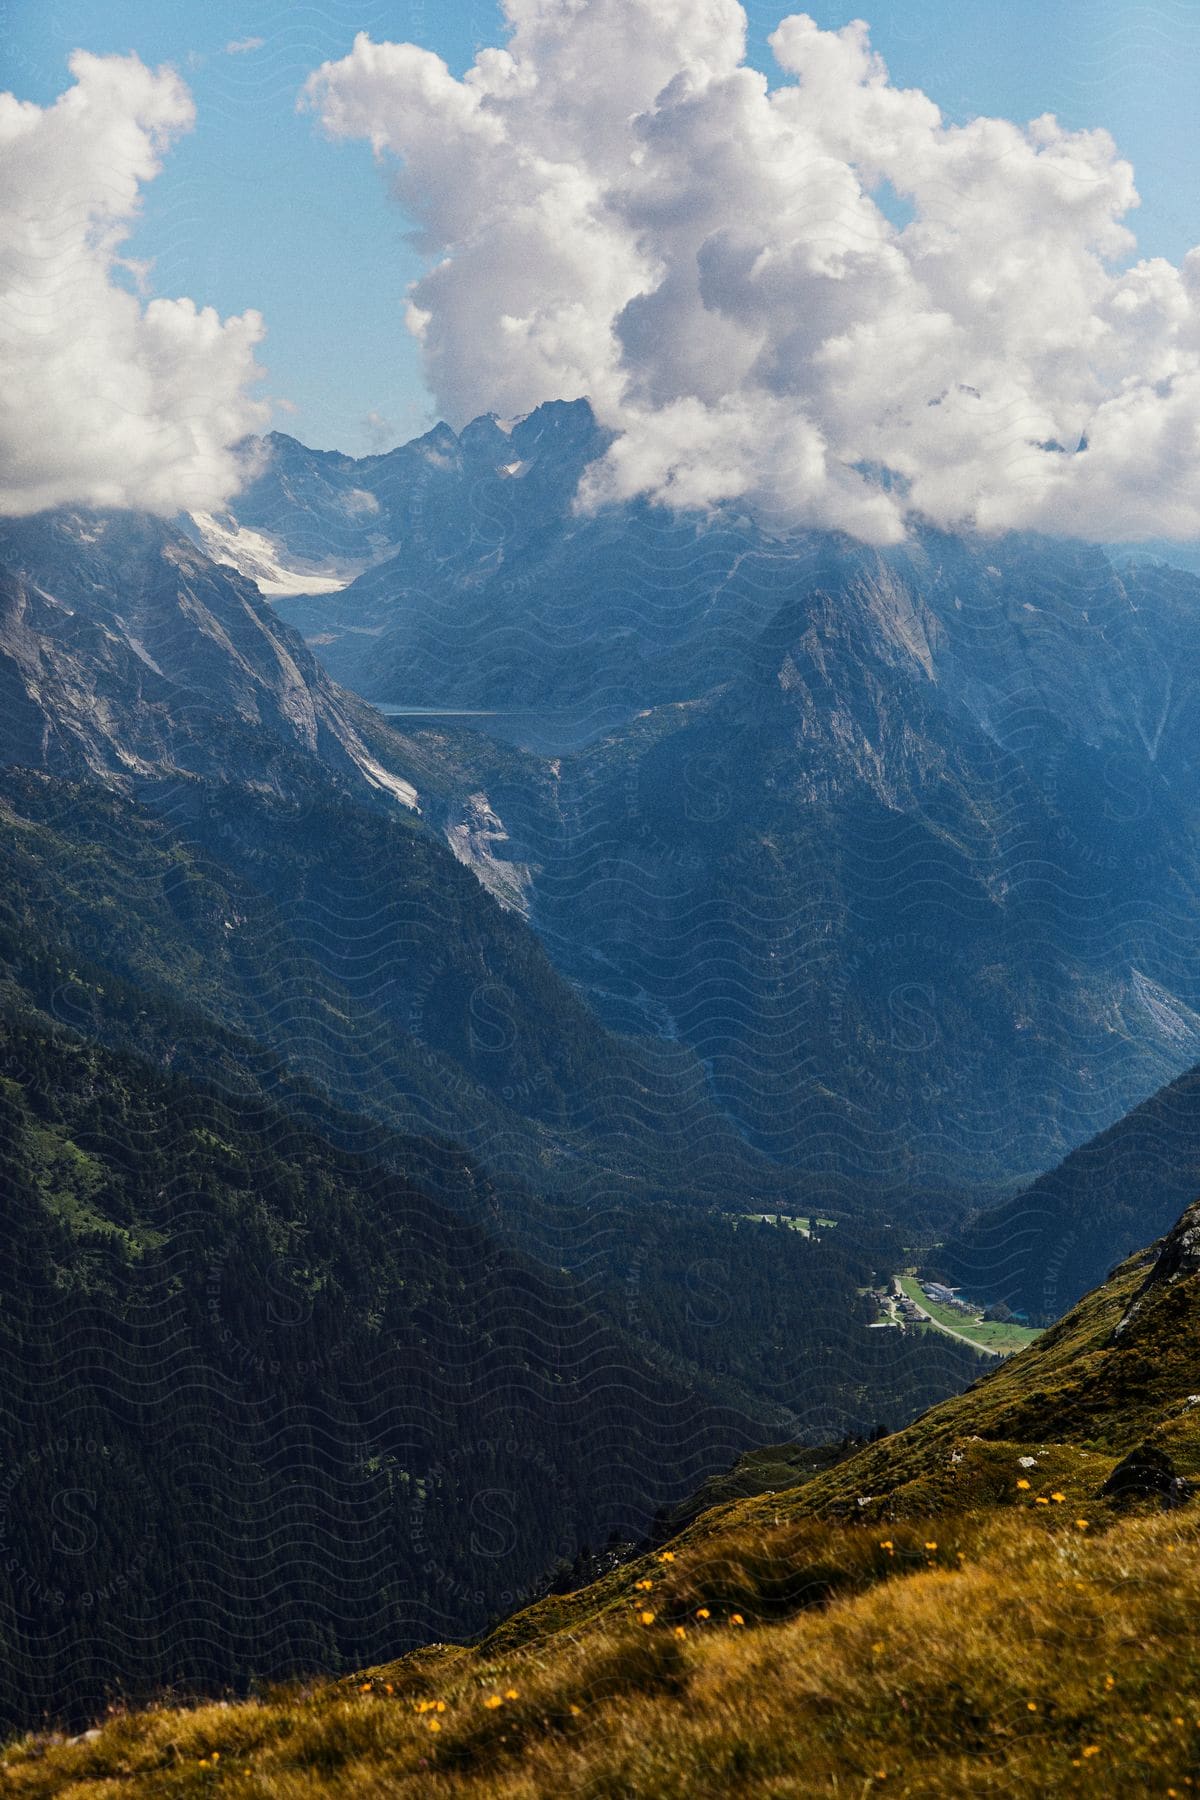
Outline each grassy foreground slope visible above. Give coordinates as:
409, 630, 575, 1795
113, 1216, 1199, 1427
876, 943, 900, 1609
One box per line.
8, 1202, 1200, 1797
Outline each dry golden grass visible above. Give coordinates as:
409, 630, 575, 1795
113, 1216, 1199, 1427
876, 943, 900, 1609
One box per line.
7, 1232, 1200, 1795
4, 1505, 1199, 1798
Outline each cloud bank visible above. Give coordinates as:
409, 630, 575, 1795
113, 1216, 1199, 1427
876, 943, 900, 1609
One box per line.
0, 51, 266, 517
306, 4, 1200, 544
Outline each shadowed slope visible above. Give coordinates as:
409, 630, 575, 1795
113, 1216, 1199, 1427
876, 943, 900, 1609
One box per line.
6, 1195, 1200, 1793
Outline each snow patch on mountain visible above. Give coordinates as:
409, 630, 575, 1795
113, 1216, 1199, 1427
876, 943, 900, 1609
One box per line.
188, 511, 360, 597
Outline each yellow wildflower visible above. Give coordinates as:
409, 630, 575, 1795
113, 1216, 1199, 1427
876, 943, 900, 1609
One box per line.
674, 1626, 687, 1640
484, 1696, 503, 1710
1076, 1519, 1090, 1530
696, 1608, 711, 1620
730, 1612, 745, 1626
1016, 1479, 1031, 1490
639, 1610, 655, 1626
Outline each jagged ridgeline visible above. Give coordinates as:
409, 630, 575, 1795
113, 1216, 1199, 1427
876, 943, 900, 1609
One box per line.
7, 1194, 1200, 1793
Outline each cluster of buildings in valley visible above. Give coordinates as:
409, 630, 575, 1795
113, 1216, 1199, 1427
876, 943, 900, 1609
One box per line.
867, 1276, 977, 1331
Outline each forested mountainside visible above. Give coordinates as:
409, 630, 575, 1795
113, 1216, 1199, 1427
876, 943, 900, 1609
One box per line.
227, 409, 1200, 1209
0, 510, 782, 1208
0, 762, 736, 1207
938, 1053, 1200, 1321
0, 1005, 977, 1734
10, 1189, 1200, 1795
0, 506, 986, 1733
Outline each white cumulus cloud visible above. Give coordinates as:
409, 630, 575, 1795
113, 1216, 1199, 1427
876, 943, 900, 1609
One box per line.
0, 51, 267, 517
304, 5, 1200, 544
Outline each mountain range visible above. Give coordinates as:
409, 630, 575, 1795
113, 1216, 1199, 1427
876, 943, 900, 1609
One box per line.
206, 403, 1200, 1214
9, 395, 1200, 1734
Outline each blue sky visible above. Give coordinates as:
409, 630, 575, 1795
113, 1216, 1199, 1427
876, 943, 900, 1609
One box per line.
9, 0, 1200, 455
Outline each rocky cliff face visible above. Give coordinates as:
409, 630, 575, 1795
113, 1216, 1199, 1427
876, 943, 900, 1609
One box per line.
0, 510, 417, 809
1116, 1196, 1200, 1336
497, 539, 1200, 1204
204, 400, 616, 694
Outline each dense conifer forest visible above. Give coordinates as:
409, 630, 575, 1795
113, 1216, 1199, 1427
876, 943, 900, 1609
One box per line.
0, 1002, 978, 1733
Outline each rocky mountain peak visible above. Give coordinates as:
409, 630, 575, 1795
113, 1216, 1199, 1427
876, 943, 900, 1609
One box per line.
458, 413, 515, 462
1114, 1196, 1200, 1336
